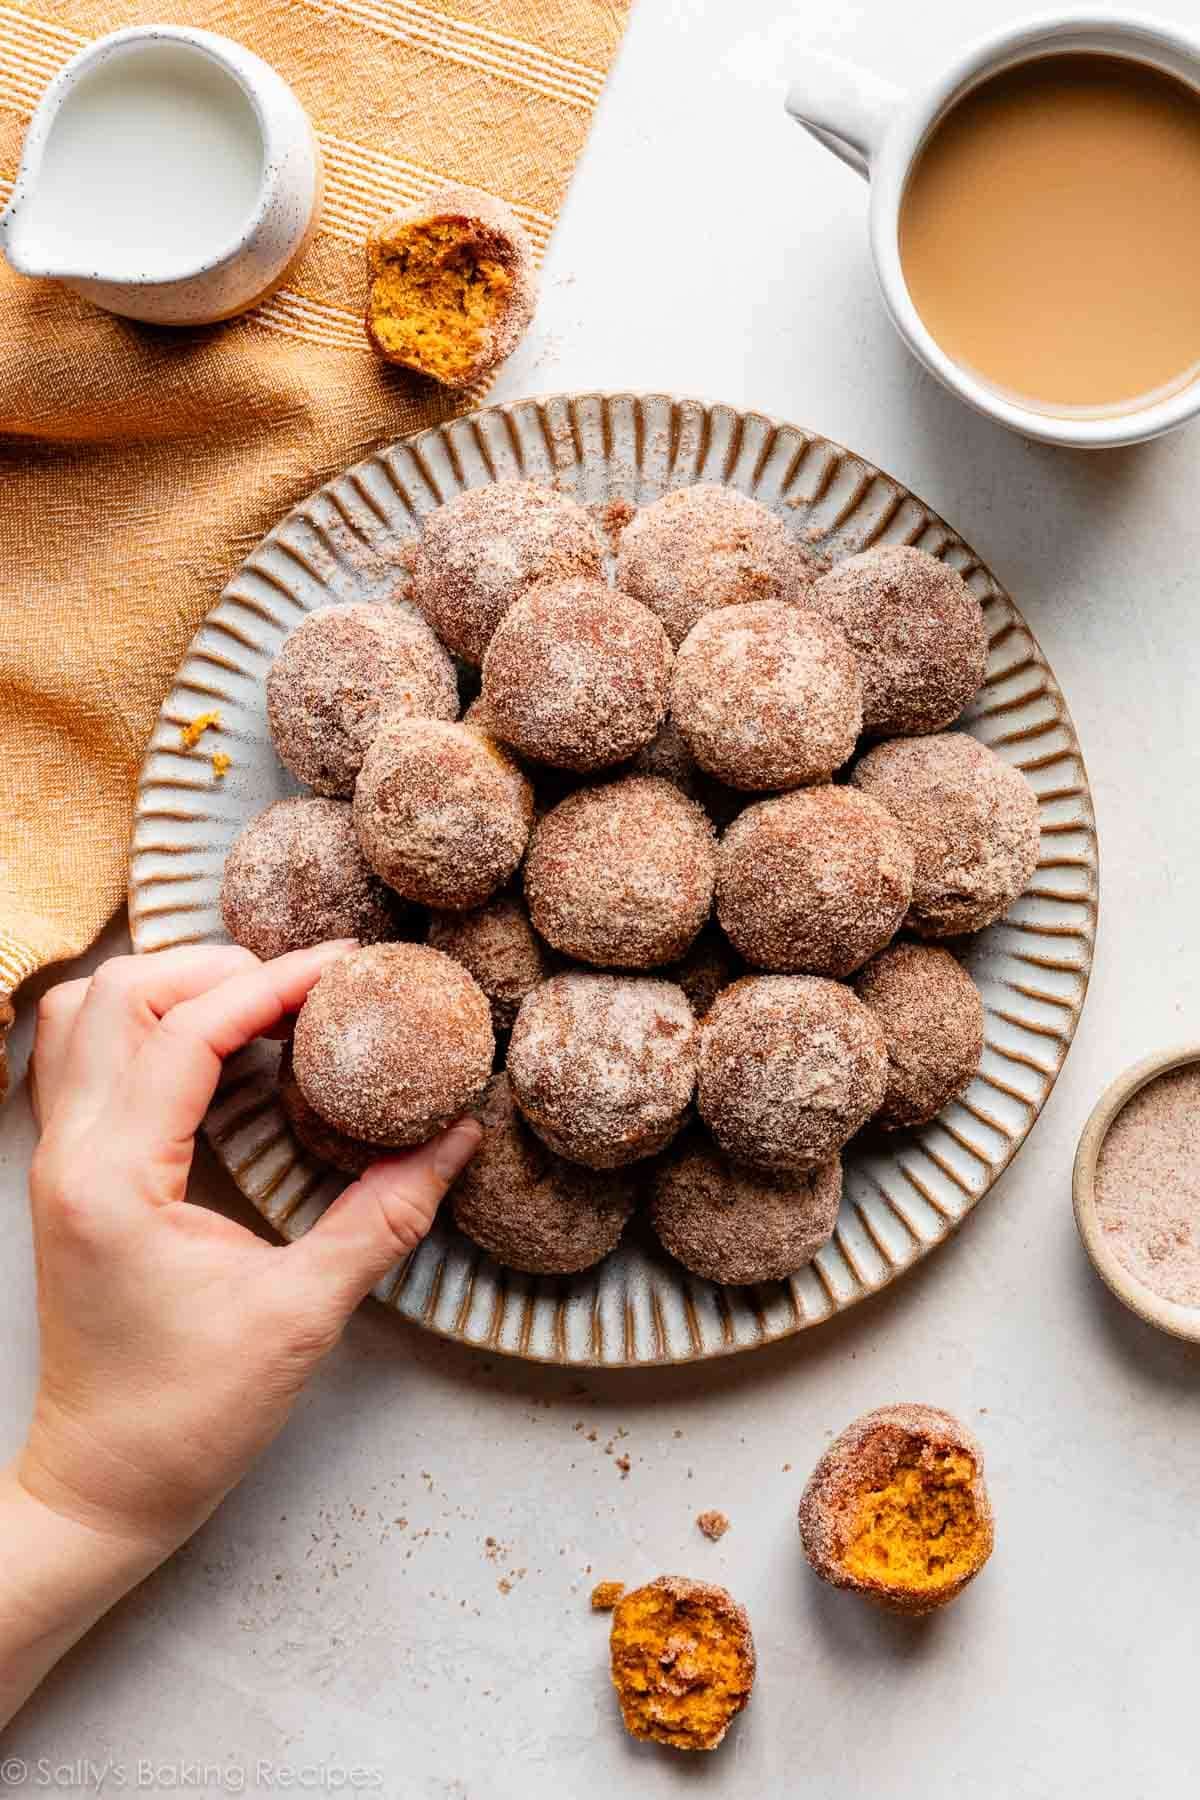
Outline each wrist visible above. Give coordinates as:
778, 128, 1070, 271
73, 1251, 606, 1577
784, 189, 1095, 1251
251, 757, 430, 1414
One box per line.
18, 1393, 202, 1563
0, 1462, 169, 1729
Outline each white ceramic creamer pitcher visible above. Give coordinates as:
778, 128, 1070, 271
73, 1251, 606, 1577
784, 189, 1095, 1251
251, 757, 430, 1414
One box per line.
785, 11, 1200, 448
0, 24, 321, 326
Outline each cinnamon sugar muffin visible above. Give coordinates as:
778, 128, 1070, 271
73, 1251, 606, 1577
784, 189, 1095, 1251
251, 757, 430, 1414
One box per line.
698, 976, 887, 1173
523, 777, 716, 969
508, 972, 698, 1168
650, 1131, 842, 1284
715, 788, 913, 976
617, 484, 817, 647
671, 602, 862, 790
278, 1041, 377, 1177
266, 602, 457, 796
854, 943, 985, 1128
812, 546, 987, 737
798, 1404, 994, 1615
410, 481, 603, 664
426, 890, 552, 1035
449, 1075, 635, 1273
852, 732, 1041, 937
354, 719, 533, 911
220, 797, 412, 961
481, 578, 672, 770
292, 944, 493, 1147
365, 185, 536, 388
609, 1576, 756, 1752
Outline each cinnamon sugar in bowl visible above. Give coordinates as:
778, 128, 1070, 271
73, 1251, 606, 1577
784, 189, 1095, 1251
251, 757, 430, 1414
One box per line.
1074, 1045, 1200, 1343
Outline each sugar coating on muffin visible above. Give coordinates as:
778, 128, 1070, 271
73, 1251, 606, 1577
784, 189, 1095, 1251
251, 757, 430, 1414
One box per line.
426, 890, 552, 1035
354, 719, 533, 911
523, 777, 716, 969
609, 1576, 756, 1752
852, 732, 1041, 937
798, 1403, 994, 1615
449, 1075, 636, 1274
278, 1041, 377, 1176
266, 602, 458, 796
410, 481, 603, 664
716, 787, 913, 976
650, 1131, 842, 1284
698, 976, 887, 1173
672, 602, 862, 790
810, 545, 987, 738
617, 483, 817, 647
365, 185, 536, 389
481, 578, 673, 770
508, 972, 698, 1168
292, 944, 493, 1147
854, 942, 985, 1128
220, 796, 411, 961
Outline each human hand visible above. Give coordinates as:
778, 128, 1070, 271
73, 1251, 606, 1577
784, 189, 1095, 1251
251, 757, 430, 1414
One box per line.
21, 942, 481, 1556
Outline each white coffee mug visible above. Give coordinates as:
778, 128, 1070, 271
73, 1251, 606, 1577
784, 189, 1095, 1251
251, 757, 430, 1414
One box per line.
786, 12, 1200, 448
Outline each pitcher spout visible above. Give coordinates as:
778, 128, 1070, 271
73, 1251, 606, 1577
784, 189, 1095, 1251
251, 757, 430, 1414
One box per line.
0, 193, 70, 280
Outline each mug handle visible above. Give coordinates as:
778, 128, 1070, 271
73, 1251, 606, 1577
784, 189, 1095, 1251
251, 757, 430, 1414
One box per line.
784, 52, 904, 180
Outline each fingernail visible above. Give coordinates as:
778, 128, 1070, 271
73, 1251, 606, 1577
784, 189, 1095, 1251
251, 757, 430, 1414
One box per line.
433, 1119, 483, 1182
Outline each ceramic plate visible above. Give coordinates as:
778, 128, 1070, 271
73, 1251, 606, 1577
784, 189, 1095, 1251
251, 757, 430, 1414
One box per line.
129, 393, 1098, 1366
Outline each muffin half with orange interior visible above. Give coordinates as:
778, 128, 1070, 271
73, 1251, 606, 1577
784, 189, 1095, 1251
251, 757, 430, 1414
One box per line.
798, 1403, 993, 1614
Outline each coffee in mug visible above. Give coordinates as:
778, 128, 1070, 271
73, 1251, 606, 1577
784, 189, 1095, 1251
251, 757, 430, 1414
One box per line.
898, 53, 1200, 415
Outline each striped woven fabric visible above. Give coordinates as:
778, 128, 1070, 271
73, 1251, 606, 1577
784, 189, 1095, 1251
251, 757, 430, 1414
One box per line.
0, 0, 629, 1098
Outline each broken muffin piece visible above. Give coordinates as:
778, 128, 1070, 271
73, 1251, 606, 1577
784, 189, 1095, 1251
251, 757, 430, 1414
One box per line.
608, 1575, 755, 1752
798, 1403, 993, 1615
590, 1580, 626, 1612
365, 184, 536, 388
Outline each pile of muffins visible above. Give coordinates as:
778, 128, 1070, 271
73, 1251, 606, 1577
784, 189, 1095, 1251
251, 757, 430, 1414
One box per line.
220, 479, 1042, 1288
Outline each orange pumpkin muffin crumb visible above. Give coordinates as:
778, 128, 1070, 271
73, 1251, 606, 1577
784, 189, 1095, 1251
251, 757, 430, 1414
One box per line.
590, 1580, 625, 1612
608, 1575, 755, 1752
179, 710, 220, 750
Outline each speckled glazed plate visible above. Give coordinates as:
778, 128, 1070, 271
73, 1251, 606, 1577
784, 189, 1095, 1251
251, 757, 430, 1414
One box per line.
129, 392, 1098, 1366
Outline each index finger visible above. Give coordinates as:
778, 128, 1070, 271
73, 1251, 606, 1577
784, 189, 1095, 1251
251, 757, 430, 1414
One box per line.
50, 947, 260, 1142
119, 940, 355, 1148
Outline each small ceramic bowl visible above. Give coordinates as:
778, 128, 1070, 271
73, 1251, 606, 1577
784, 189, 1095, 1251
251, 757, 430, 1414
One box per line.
1073, 1044, 1200, 1343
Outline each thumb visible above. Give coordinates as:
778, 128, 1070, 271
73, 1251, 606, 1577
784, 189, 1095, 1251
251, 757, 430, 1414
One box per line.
289, 1119, 483, 1313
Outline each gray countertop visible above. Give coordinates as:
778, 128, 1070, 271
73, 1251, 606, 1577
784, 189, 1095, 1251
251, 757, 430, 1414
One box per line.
3, 0, 1199, 1793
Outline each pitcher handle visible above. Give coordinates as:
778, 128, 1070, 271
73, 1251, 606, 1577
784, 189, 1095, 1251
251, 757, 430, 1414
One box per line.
784, 52, 905, 180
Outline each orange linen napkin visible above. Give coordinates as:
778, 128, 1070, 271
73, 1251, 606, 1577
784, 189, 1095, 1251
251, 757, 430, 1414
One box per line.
0, 0, 630, 1099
